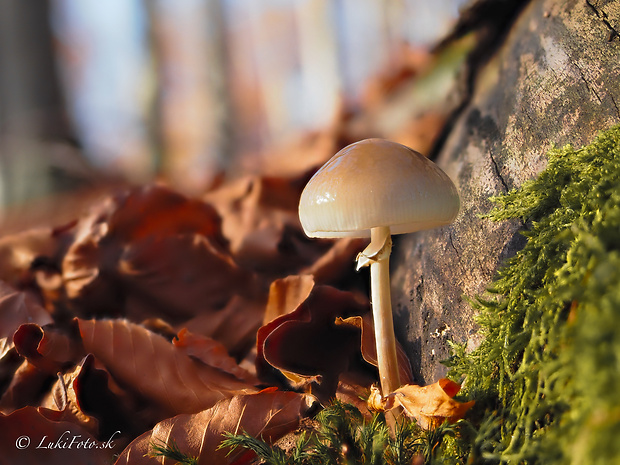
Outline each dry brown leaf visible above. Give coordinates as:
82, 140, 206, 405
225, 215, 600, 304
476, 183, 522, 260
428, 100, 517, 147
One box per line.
0, 227, 70, 288
114, 390, 317, 465
393, 379, 475, 429
61, 185, 255, 320
39, 353, 144, 443
41, 356, 100, 436
178, 294, 266, 357
118, 233, 257, 321
77, 318, 257, 418
367, 384, 386, 412
0, 406, 122, 465
173, 328, 260, 385
204, 175, 331, 277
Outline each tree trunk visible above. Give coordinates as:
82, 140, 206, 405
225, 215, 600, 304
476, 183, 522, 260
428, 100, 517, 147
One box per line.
391, 0, 620, 384
0, 0, 76, 207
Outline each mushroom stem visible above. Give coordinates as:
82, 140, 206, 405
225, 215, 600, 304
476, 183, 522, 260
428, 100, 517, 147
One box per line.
367, 226, 401, 396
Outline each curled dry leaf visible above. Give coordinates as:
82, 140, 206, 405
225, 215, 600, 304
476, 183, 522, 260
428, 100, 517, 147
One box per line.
77, 318, 258, 418
367, 384, 386, 412
392, 379, 475, 430
257, 285, 371, 401
40, 353, 141, 443
0, 406, 121, 465
118, 233, 257, 322
114, 390, 317, 465
13, 323, 81, 374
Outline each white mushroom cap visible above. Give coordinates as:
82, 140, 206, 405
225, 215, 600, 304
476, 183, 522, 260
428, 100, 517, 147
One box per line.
298, 138, 460, 238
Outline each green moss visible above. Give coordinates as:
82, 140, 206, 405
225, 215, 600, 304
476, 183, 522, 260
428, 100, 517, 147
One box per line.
447, 123, 620, 463
219, 400, 469, 465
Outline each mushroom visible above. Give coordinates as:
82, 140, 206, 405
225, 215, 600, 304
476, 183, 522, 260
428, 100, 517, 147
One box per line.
298, 138, 460, 397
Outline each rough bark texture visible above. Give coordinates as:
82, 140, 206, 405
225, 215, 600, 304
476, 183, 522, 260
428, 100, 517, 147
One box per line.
391, 0, 620, 384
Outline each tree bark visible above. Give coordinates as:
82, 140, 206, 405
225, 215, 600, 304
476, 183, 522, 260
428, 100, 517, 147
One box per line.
391, 0, 620, 384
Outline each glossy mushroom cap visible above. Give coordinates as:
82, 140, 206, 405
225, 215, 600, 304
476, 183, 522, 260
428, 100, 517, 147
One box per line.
298, 138, 460, 238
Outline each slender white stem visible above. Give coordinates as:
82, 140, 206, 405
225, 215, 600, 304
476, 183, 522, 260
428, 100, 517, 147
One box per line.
368, 226, 401, 396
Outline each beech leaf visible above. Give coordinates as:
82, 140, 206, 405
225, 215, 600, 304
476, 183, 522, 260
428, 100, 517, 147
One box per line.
77, 318, 258, 418
41, 355, 100, 436
299, 237, 367, 285
0, 360, 52, 413
114, 390, 317, 465
178, 294, 266, 357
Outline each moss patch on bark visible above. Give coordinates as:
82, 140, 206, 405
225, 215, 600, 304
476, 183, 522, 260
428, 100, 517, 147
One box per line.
446, 123, 620, 463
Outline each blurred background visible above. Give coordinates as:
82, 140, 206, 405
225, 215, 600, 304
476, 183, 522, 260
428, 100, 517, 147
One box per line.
0, 0, 469, 228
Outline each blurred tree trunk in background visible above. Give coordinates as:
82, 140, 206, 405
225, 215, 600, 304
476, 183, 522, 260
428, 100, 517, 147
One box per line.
147, 0, 234, 193
294, 0, 341, 131
204, 0, 235, 176
0, 0, 83, 208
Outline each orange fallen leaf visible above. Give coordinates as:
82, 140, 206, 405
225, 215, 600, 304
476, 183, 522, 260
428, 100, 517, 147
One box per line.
392, 379, 474, 429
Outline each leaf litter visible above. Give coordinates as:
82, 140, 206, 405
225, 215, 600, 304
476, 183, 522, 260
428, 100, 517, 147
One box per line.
0, 125, 473, 464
